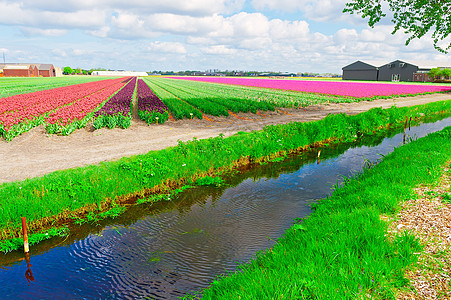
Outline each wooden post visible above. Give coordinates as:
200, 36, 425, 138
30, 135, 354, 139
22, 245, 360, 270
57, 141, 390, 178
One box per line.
403, 116, 408, 145
21, 217, 29, 253
317, 150, 321, 165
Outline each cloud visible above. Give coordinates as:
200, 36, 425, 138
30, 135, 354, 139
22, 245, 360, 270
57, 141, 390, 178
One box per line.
72, 49, 96, 56
269, 19, 310, 41
0, 2, 106, 28
13, 0, 238, 16
360, 29, 386, 42
148, 41, 187, 54
202, 45, 237, 55
20, 27, 67, 37
229, 12, 269, 37
52, 49, 67, 57
87, 26, 111, 38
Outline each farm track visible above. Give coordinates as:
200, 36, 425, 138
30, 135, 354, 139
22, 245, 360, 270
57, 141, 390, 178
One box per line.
0, 93, 449, 184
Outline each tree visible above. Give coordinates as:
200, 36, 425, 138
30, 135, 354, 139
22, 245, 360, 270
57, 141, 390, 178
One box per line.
63, 66, 74, 75
428, 67, 451, 80
428, 67, 442, 80
442, 68, 451, 79
343, 0, 451, 53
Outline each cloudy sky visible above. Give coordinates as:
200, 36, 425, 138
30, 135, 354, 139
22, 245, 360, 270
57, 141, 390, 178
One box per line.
0, 0, 448, 73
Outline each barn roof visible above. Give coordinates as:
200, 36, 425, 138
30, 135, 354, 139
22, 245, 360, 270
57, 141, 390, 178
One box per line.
395, 60, 451, 69
342, 60, 381, 70
36, 64, 54, 70
0, 63, 54, 70
3, 65, 31, 70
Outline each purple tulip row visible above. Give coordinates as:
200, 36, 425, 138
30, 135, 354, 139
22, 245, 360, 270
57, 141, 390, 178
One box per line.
168, 76, 451, 98
137, 79, 169, 114
94, 77, 137, 118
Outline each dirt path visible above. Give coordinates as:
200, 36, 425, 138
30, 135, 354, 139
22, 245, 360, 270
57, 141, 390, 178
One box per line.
0, 93, 449, 184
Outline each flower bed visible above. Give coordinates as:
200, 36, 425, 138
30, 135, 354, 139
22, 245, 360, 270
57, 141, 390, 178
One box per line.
137, 79, 170, 124
93, 77, 137, 129
169, 76, 451, 98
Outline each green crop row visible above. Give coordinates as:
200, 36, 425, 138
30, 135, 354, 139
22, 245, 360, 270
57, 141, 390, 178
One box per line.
150, 77, 276, 113
147, 78, 231, 116
197, 123, 451, 300
142, 78, 203, 120
138, 110, 169, 124
0, 100, 449, 243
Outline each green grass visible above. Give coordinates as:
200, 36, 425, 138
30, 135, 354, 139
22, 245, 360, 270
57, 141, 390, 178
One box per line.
195, 125, 451, 299
0, 100, 449, 244
0, 227, 68, 253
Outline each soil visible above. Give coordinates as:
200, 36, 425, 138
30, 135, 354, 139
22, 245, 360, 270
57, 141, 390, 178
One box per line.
1, 93, 449, 184
390, 165, 451, 299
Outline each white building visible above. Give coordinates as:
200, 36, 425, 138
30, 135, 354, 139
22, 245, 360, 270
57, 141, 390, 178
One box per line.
91, 70, 148, 76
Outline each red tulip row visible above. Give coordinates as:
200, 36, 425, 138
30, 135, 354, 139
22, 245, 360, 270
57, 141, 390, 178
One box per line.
0, 78, 126, 129
46, 80, 128, 126
0, 77, 128, 140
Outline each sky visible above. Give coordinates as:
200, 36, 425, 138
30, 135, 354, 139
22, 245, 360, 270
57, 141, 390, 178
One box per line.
0, 0, 449, 73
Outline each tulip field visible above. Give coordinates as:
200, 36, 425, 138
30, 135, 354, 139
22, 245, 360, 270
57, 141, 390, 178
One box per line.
169, 76, 451, 99
0, 77, 129, 140
1, 75, 450, 141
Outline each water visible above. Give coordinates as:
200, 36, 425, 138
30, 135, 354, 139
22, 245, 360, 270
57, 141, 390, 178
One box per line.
0, 117, 450, 299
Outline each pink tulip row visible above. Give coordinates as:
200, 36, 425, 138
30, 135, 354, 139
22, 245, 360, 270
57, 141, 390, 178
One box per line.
168, 77, 451, 98
45, 80, 128, 126
0, 78, 126, 131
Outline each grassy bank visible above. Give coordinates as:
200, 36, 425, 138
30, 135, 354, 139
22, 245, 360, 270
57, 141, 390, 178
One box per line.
0, 101, 450, 244
195, 126, 451, 299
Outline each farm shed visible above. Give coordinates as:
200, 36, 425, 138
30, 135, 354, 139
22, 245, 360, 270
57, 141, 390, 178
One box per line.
36, 64, 56, 77
378, 60, 419, 82
2, 65, 35, 77
0, 63, 56, 77
342, 61, 380, 81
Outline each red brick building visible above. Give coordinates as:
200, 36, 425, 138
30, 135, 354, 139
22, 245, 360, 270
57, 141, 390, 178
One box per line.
0, 63, 56, 77
3, 65, 35, 77
36, 64, 56, 77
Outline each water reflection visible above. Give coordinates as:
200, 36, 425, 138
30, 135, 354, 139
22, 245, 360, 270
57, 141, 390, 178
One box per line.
24, 253, 34, 284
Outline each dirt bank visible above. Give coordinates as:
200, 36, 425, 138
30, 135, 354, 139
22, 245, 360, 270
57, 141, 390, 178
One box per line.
1, 93, 449, 184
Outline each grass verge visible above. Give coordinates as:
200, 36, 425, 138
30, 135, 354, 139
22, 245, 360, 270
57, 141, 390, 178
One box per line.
192, 125, 451, 299
0, 100, 450, 249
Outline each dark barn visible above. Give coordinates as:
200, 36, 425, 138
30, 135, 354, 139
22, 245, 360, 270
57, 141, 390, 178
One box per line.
342, 61, 379, 81
377, 60, 419, 82
342, 60, 451, 82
